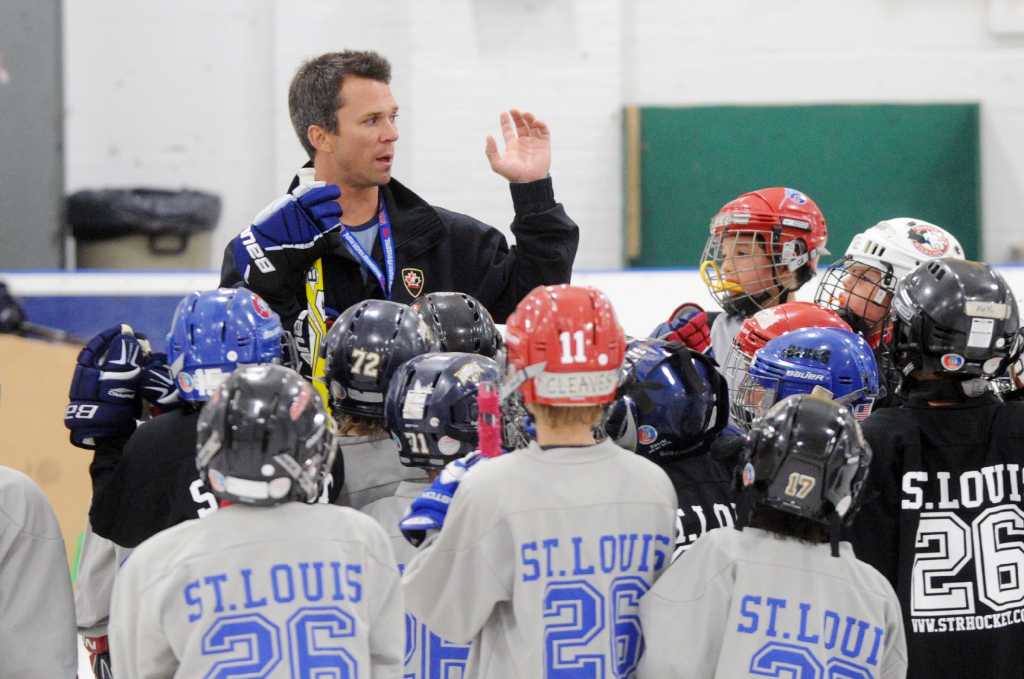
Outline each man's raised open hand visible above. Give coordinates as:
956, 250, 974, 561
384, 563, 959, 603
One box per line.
485, 109, 551, 183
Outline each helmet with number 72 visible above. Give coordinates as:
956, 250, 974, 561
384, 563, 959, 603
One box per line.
504, 285, 626, 406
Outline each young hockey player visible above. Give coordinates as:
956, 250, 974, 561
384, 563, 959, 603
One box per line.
846, 258, 1024, 678
639, 394, 908, 679
401, 284, 677, 678
368, 351, 500, 678
109, 364, 404, 677
411, 291, 503, 357
662, 188, 828, 367
604, 337, 737, 559
322, 298, 439, 508
731, 326, 881, 428
78, 288, 313, 548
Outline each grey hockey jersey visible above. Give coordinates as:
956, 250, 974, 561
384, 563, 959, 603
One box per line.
0, 466, 77, 678
402, 440, 677, 679
335, 434, 428, 510
638, 527, 907, 679
363, 480, 472, 678
110, 502, 404, 678
74, 523, 132, 637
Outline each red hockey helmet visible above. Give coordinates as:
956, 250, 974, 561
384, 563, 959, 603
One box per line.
700, 187, 829, 316
504, 285, 626, 406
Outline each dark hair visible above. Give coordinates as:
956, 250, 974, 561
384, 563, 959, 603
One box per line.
747, 505, 828, 544
288, 50, 392, 159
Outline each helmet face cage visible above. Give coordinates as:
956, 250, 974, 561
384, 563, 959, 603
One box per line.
196, 364, 335, 506
700, 230, 794, 317
814, 257, 896, 341
322, 300, 440, 419
167, 288, 284, 402
384, 352, 499, 468
723, 338, 756, 425
740, 395, 872, 526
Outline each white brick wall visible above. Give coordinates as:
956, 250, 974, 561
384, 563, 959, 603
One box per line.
63, 0, 1024, 270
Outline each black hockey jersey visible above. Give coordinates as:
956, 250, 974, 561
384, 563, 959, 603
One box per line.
846, 387, 1024, 678
659, 453, 737, 561
90, 408, 345, 548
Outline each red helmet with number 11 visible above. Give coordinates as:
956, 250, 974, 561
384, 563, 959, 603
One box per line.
504, 285, 626, 406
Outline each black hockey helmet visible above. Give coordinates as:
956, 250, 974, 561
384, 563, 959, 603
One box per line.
384, 352, 500, 468
322, 300, 439, 419
737, 393, 872, 527
605, 338, 728, 461
196, 364, 334, 506
888, 258, 1020, 381
411, 292, 502, 358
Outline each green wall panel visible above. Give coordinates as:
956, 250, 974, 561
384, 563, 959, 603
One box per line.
628, 104, 979, 267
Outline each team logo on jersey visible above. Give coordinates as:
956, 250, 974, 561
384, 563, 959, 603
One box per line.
402, 268, 425, 298
941, 353, 966, 371
638, 425, 658, 446
252, 294, 273, 319
906, 224, 950, 257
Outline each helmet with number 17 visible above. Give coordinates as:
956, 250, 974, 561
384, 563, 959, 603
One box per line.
504, 285, 626, 406
322, 300, 439, 419
700, 187, 829, 317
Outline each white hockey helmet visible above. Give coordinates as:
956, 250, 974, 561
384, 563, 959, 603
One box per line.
814, 218, 965, 340
843, 218, 964, 280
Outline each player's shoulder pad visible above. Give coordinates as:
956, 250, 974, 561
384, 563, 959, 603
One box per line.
0, 466, 62, 539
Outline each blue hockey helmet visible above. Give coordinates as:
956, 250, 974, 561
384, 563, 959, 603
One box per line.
605, 338, 729, 461
384, 352, 500, 468
733, 327, 880, 429
167, 288, 283, 402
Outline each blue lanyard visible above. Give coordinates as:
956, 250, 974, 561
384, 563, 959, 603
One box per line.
338, 196, 395, 300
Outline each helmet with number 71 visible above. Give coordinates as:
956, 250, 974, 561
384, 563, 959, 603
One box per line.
504, 285, 626, 406
700, 187, 829, 317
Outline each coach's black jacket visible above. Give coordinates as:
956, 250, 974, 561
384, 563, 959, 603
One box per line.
220, 171, 579, 326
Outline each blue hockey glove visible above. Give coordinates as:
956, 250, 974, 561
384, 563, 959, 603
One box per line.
65, 324, 145, 449
400, 451, 486, 547
230, 183, 342, 297
139, 352, 180, 415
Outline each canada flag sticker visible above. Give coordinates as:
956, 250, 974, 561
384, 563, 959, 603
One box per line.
402, 268, 425, 298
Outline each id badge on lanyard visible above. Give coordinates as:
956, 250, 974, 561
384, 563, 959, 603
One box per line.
338, 198, 396, 300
